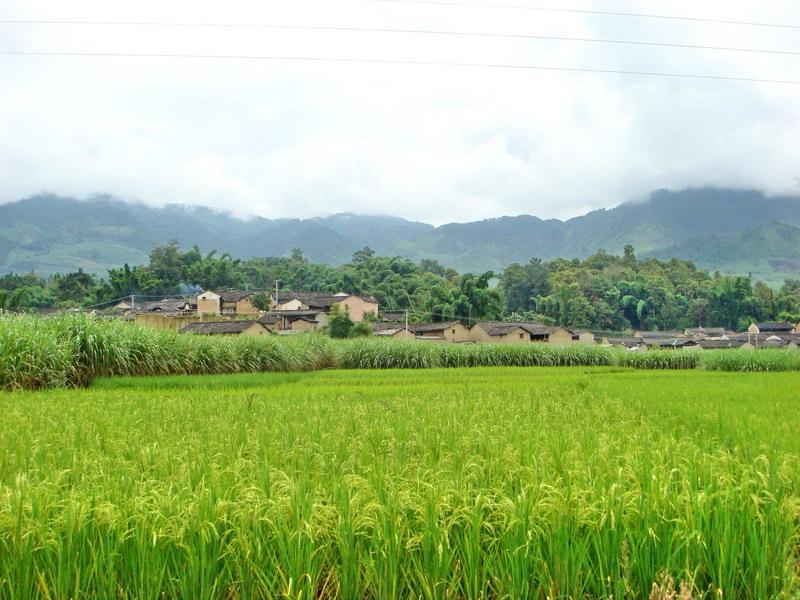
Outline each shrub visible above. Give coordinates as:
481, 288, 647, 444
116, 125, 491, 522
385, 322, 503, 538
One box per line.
327, 306, 354, 339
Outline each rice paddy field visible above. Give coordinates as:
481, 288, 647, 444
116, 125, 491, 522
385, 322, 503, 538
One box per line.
2, 367, 800, 599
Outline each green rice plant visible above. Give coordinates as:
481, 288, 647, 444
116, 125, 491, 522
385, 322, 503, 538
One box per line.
1, 368, 799, 598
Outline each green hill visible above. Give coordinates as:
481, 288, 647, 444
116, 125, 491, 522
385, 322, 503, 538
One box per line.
1, 188, 798, 283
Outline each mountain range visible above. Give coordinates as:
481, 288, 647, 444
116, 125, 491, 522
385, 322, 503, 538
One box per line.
1, 188, 799, 285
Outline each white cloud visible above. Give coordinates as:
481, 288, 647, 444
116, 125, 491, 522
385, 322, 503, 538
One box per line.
0, 0, 798, 224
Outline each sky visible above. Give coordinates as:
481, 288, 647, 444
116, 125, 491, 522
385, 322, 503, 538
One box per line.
1, 0, 799, 225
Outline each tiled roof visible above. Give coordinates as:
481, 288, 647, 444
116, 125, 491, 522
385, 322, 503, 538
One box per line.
373, 321, 409, 332
476, 321, 552, 336
697, 339, 745, 349
410, 321, 463, 333
219, 291, 261, 302
604, 337, 643, 347
642, 338, 697, 347
380, 311, 407, 322
374, 328, 406, 336
181, 320, 264, 335
634, 331, 686, 339
729, 332, 796, 344
273, 291, 378, 308
143, 299, 194, 312
685, 327, 728, 338
753, 322, 794, 332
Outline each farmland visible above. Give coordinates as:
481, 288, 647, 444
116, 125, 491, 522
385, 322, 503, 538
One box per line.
2, 315, 800, 391
2, 367, 800, 598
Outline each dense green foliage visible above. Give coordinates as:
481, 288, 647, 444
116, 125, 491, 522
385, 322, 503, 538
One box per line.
2, 368, 800, 598
3, 239, 799, 330
500, 248, 800, 331
0, 315, 336, 390
2, 315, 798, 391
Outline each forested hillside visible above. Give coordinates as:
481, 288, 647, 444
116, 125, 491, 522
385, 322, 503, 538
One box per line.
1, 188, 799, 283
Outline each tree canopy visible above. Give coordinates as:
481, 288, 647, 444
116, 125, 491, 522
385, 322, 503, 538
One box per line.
1, 242, 798, 331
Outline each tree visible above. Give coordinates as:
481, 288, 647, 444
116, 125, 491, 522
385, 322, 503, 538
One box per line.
250, 293, 272, 311
0, 288, 29, 312
147, 240, 185, 294
327, 305, 354, 338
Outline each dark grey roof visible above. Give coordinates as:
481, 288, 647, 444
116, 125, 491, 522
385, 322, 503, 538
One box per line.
273, 291, 377, 308
375, 327, 407, 336
605, 337, 643, 347
373, 321, 409, 332
410, 321, 463, 333
729, 332, 794, 344
476, 321, 552, 336
753, 322, 794, 332
685, 327, 728, 338
697, 339, 745, 349
181, 320, 265, 335
258, 312, 281, 324
272, 310, 325, 318
143, 299, 194, 312
380, 311, 407, 322
643, 338, 697, 347
219, 291, 261, 302
634, 331, 686, 339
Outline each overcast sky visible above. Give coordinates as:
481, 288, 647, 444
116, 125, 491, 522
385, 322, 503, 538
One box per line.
1, 0, 799, 224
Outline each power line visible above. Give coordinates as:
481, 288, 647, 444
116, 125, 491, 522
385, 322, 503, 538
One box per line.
3, 51, 799, 85
1, 19, 797, 57
358, 0, 800, 31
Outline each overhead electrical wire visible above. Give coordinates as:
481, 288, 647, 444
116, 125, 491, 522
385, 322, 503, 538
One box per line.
3, 51, 799, 85
0, 19, 797, 57
357, 0, 800, 31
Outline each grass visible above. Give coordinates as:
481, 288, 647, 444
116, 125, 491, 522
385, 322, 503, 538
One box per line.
1, 314, 799, 391
1, 367, 799, 598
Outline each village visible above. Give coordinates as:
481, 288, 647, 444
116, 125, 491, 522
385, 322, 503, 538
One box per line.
110, 289, 800, 350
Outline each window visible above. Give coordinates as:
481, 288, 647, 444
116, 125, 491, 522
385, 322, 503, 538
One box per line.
452, 329, 456, 334
519, 333, 524, 339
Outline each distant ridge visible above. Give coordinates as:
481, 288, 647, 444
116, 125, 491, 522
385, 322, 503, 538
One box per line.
1, 187, 799, 284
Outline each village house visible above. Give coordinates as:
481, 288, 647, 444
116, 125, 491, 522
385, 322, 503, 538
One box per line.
730, 332, 791, 349
142, 299, 196, 313
133, 298, 200, 332
633, 330, 687, 340
748, 322, 795, 335
197, 291, 261, 317
380, 310, 408, 323
602, 337, 644, 350
470, 322, 539, 344
410, 321, 471, 343
181, 320, 270, 336
271, 292, 378, 322
111, 299, 134, 311
642, 338, 698, 350
372, 322, 415, 340
695, 339, 745, 350
684, 327, 729, 339
469, 322, 575, 344
571, 330, 596, 344
258, 309, 328, 333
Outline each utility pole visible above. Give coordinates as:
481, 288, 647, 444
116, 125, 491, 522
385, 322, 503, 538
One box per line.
275, 280, 280, 309
130, 294, 135, 310
405, 309, 409, 332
